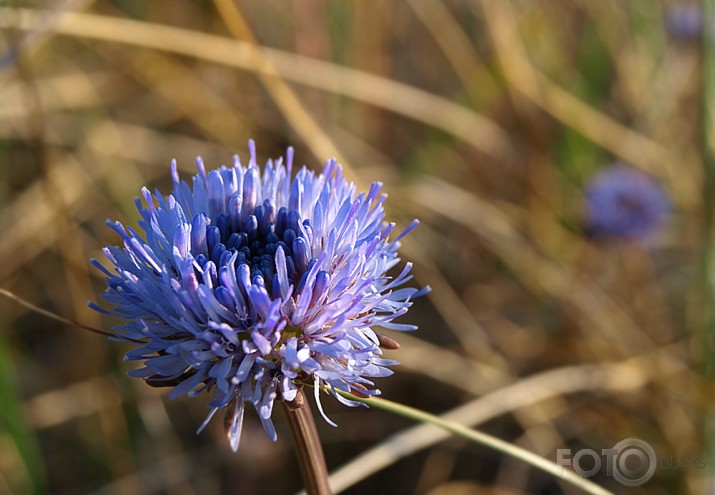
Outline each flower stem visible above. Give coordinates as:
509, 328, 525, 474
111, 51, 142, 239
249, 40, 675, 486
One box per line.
282, 389, 332, 495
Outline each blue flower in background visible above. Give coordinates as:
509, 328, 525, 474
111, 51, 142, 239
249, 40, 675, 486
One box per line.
584, 164, 669, 241
92, 141, 427, 451
665, 4, 703, 40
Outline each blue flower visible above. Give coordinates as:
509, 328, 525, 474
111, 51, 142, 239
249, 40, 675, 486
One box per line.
92, 141, 427, 451
584, 164, 669, 241
664, 4, 702, 40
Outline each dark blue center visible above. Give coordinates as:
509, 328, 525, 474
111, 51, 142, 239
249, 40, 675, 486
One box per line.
191, 199, 312, 297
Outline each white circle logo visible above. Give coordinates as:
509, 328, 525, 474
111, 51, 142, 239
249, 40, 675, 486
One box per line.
611, 438, 657, 486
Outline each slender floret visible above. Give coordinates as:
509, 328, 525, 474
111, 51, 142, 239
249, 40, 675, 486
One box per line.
584, 164, 670, 241
92, 141, 427, 451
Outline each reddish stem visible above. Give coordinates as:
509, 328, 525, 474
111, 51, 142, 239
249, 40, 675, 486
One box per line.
282, 389, 332, 495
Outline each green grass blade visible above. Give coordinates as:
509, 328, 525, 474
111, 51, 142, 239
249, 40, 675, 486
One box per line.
0, 329, 47, 495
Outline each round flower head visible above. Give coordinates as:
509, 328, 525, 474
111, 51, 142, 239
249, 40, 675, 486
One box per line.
584, 164, 669, 241
92, 141, 427, 451
664, 4, 702, 40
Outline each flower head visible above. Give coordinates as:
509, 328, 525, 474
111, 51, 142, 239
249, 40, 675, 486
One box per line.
584, 164, 669, 241
664, 4, 702, 40
93, 141, 427, 451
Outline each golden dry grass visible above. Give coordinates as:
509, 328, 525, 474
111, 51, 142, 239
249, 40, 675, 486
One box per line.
0, 1, 710, 494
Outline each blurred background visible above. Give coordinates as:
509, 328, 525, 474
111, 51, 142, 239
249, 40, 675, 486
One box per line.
0, 1, 712, 494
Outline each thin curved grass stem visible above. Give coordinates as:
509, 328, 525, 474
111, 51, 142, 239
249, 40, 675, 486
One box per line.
335, 391, 613, 495
0, 288, 144, 343
0, 288, 112, 338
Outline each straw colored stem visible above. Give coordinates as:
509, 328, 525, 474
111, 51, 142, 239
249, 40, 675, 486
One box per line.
0, 8, 516, 165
